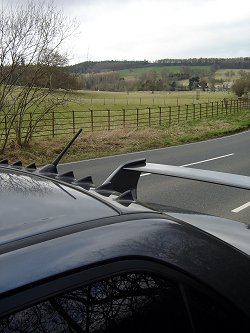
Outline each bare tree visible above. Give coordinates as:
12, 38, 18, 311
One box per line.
0, 0, 78, 152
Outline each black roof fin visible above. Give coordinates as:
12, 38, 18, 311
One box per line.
74, 176, 94, 190
26, 162, 37, 170
0, 159, 8, 164
74, 176, 93, 185
95, 182, 114, 196
96, 181, 113, 191
98, 158, 146, 199
39, 129, 82, 174
57, 171, 75, 180
12, 160, 22, 167
116, 190, 135, 205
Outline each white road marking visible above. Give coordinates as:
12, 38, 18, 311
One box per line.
232, 202, 250, 213
140, 153, 234, 177
61, 130, 249, 165
180, 153, 234, 167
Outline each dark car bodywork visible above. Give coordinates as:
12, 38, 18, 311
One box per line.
1, 130, 250, 331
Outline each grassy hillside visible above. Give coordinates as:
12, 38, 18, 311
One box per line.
215, 69, 250, 80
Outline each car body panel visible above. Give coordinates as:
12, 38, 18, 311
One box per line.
165, 211, 250, 256
1, 216, 250, 316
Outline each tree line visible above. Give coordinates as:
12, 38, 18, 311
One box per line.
68, 57, 250, 75
157, 57, 250, 69
67, 60, 149, 74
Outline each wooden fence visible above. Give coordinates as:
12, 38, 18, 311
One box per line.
1, 98, 250, 141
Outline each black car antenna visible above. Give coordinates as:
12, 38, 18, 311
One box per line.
39, 128, 83, 174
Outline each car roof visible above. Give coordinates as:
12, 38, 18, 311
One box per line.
0, 166, 156, 248
0, 167, 118, 245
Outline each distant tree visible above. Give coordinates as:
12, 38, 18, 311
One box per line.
200, 80, 208, 91
0, 0, 78, 152
232, 76, 250, 97
188, 77, 200, 90
137, 72, 157, 92
80, 72, 124, 91
169, 81, 176, 91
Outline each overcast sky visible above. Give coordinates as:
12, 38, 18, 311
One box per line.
3, 0, 250, 64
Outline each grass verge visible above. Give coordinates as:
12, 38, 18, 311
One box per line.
2, 110, 250, 166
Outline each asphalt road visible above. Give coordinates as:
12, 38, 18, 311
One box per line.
58, 130, 250, 224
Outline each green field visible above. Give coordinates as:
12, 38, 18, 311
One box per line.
64, 90, 235, 112
0, 88, 239, 149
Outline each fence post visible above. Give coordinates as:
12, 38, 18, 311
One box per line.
211, 102, 214, 117
137, 108, 139, 128
178, 105, 180, 123
193, 104, 196, 120
199, 104, 202, 119
186, 105, 188, 120
159, 107, 162, 126
225, 100, 228, 115
72, 110, 75, 134
216, 101, 219, 116
108, 109, 110, 130
91, 110, 94, 132
148, 107, 151, 127
169, 106, 172, 125
123, 109, 125, 128
52, 111, 55, 137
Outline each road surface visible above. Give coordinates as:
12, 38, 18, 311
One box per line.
58, 130, 250, 224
